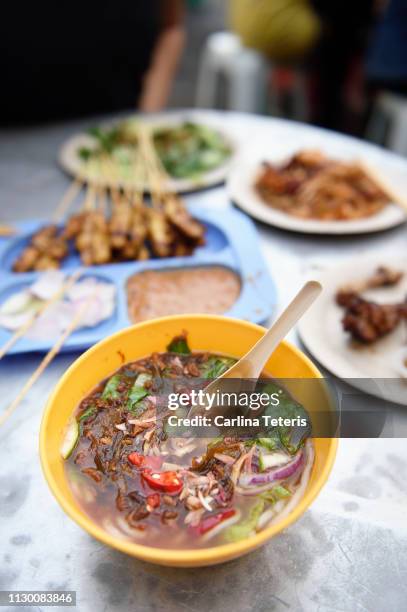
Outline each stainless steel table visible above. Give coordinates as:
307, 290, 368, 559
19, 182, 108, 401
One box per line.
1, 111, 406, 612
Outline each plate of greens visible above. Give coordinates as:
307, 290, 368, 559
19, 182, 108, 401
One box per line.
59, 113, 234, 193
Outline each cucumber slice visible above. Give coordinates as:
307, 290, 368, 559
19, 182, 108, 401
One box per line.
60, 419, 79, 460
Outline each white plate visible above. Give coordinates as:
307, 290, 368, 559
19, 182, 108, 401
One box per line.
227, 138, 407, 235
298, 255, 407, 405
59, 111, 235, 193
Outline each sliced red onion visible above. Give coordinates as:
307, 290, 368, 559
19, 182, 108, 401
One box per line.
251, 452, 260, 473
237, 450, 304, 493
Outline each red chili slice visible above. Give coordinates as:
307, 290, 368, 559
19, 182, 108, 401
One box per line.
196, 509, 236, 535
141, 470, 183, 495
128, 452, 144, 467
128, 453, 162, 470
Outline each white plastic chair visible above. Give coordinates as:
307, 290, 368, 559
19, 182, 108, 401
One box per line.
366, 91, 407, 156
195, 31, 269, 113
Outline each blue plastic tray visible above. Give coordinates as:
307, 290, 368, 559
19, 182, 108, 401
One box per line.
0, 206, 277, 355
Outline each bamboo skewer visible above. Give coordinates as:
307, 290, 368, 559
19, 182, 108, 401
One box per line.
51, 177, 84, 223
132, 148, 147, 198
137, 125, 167, 207
83, 182, 97, 211
0, 224, 16, 237
0, 268, 83, 361
138, 124, 191, 225
97, 184, 107, 216
0, 293, 94, 428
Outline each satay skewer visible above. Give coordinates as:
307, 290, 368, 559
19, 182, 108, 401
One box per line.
0, 291, 94, 428
0, 268, 83, 361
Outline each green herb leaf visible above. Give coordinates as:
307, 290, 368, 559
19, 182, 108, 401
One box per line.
200, 356, 236, 379
153, 122, 231, 179
257, 437, 278, 451
261, 382, 311, 454
87, 126, 120, 154
78, 406, 96, 422
128, 373, 152, 412
129, 399, 149, 417
102, 374, 122, 400
167, 334, 191, 354
78, 147, 93, 161
128, 386, 148, 406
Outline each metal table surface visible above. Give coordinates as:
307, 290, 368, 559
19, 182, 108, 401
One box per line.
1, 111, 406, 612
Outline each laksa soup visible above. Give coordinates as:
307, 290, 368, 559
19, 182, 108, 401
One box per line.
62, 333, 315, 549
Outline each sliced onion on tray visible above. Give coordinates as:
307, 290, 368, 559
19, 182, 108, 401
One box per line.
31, 270, 65, 300
0, 273, 116, 338
0, 291, 36, 316
0, 310, 36, 331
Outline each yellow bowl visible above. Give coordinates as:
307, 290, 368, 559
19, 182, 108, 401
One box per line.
40, 315, 337, 567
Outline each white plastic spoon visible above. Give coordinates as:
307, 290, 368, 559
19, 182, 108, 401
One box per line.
189, 280, 322, 418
